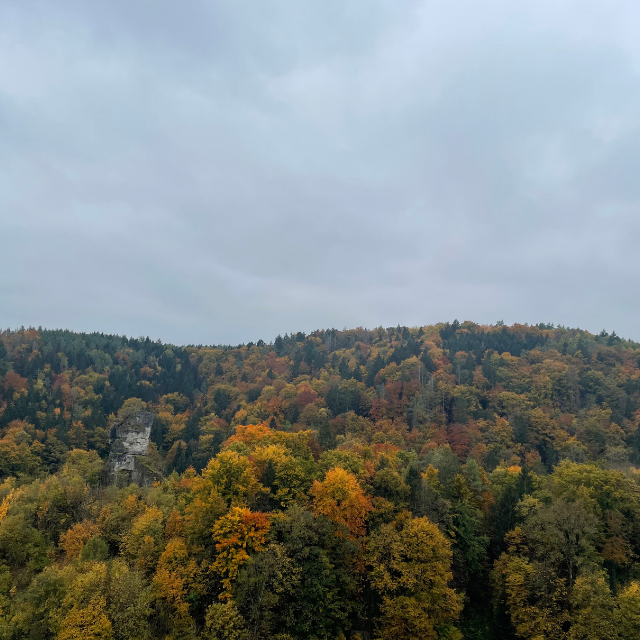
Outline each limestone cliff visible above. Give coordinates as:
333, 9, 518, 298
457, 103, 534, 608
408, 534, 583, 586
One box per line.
107, 410, 160, 486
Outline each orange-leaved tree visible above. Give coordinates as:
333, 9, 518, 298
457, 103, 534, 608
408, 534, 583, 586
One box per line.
60, 521, 100, 560
153, 537, 200, 616
310, 467, 372, 538
211, 507, 270, 599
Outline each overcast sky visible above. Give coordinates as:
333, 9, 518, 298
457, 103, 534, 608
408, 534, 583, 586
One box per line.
2, 1, 640, 345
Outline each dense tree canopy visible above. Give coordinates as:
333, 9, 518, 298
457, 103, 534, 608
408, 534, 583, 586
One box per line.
0, 322, 640, 638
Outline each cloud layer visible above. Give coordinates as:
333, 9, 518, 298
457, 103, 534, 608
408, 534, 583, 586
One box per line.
2, 1, 640, 344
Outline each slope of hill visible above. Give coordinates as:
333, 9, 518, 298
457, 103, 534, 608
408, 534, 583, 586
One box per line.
0, 321, 639, 639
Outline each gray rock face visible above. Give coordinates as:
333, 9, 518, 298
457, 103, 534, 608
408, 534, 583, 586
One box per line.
107, 411, 160, 486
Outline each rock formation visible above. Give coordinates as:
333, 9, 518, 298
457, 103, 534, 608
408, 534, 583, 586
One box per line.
107, 410, 160, 486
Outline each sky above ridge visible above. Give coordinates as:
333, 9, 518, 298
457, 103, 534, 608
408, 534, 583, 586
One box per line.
1, 1, 640, 345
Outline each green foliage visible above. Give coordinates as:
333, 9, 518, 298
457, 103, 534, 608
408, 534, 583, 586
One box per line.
204, 601, 248, 640
81, 537, 109, 562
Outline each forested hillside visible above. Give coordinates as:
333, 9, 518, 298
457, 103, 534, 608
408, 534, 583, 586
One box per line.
1, 321, 640, 639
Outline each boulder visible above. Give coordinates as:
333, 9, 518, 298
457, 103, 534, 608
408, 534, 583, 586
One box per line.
107, 410, 160, 486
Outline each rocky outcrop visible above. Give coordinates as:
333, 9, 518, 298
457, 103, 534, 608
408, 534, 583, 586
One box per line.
107, 411, 160, 486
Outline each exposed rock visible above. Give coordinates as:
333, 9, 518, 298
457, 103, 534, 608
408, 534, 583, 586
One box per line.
107, 410, 160, 486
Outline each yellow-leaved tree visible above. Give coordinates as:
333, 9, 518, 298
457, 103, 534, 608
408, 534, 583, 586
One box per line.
366, 512, 462, 640
122, 505, 164, 574
202, 451, 262, 507
57, 595, 113, 640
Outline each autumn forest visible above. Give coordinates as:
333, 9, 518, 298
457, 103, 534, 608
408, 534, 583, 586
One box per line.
1, 321, 640, 640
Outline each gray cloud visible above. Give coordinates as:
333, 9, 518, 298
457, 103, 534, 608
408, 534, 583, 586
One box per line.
2, 0, 640, 344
